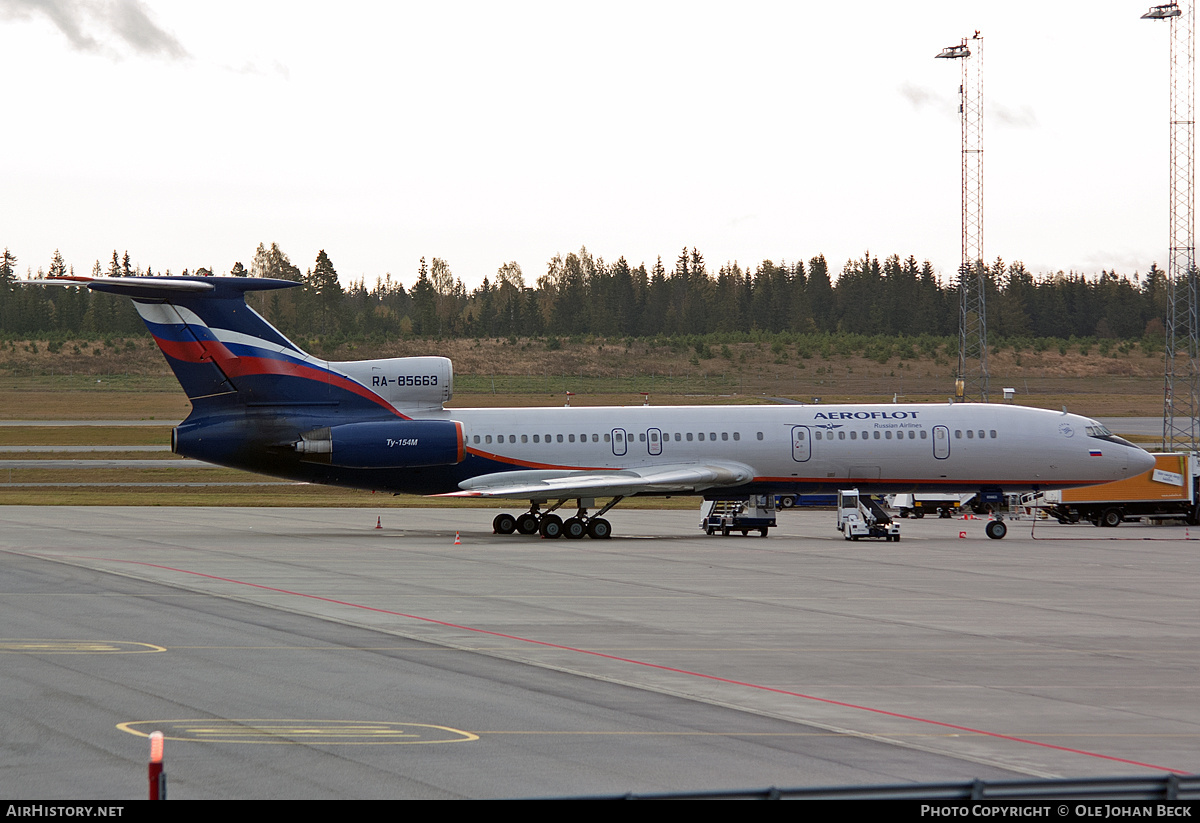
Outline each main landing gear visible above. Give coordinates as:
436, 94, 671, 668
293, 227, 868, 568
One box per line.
492, 497, 622, 540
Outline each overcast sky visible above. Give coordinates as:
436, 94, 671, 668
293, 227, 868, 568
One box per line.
0, 1, 1179, 289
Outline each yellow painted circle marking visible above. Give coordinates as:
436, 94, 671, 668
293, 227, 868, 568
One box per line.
0, 639, 165, 654
117, 719, 478, 745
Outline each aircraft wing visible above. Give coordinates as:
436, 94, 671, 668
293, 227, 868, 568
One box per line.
439, 461, 755, 500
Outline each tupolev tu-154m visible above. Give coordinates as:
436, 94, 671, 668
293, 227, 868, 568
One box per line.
30, 275, 1155, 540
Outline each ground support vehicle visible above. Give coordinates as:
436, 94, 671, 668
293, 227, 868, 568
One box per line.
700, 496, 776, 537
776, 493, 837, 509
1028, 453, 1200, 527
837, 489, 901, 541
887, 493, 975, 519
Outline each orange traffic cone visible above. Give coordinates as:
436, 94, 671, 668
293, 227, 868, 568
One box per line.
454, 531, 461, 545
375, 516, 382, 529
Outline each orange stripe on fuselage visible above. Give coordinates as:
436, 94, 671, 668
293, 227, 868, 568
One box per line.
464, 447, 609, 471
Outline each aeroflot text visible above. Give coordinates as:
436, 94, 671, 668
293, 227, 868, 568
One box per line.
814, 411, 920, 420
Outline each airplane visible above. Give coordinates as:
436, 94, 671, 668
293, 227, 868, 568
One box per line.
29, 274, 1155, 541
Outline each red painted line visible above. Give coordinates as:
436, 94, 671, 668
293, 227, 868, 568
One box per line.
73, 554, 1188, 775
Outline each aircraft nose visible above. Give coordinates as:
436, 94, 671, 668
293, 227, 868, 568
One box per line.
1129, 447, 1156, 476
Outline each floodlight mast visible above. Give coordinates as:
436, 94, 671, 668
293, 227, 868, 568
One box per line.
936, 33, 988, 403
1143, 2, 1198, 453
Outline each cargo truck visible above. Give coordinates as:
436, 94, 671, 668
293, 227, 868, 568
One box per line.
1030, 453, 1200, 527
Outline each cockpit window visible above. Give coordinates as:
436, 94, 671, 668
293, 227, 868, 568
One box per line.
1085, 422, 1136, 448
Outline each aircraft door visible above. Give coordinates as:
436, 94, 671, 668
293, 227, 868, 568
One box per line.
611, 428, 628, 456
933, 425, 950, 459
791, 426, 811, 462
647, 428, 662, 456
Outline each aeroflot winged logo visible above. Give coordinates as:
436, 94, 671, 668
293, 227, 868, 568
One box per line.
813, 411, 921, 420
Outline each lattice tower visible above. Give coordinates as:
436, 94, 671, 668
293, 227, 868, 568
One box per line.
937, 33, 988, 403
1145, 2, 1198, 452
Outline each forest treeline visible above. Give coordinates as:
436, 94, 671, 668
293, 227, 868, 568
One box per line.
0, 243, 1169, 347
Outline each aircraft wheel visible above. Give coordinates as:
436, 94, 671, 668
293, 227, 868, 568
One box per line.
493, 513, 516, 535
1101, 508, 1123, 528
516, 513, 540, 535
539, 515, 563, 539
563, 517, 587, 539
588, 518, 612, 540
985, 520, 1008, 540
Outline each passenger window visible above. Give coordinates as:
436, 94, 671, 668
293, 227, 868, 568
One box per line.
687, 433, 693, 441
639, 433, 646, 442
473, 435, 480, 444
568, 434, 575, 443
838, 431, 846, 440
557, 434, 563, 443
756, 432, 763, 440
850, 431, 857, 440
485, 435, 492, 444
698, 432, 705, 441
967, 430, 974, 439
885, 431, 892, 440
733, 432, 740, 441
521, 434, 528, 443
721, 432, 728, 441
709, 432, 716, 441
533, 434, 540, 443
955, 430, 962, 438
873, 431, 880, 440
990, 430, 997, 439
920, 430, 928, 439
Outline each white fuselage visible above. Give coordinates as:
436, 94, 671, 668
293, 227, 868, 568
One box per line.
427, 402, 1149, 494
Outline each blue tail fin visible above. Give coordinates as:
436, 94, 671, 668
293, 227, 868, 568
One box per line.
88, 276, 303, 404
